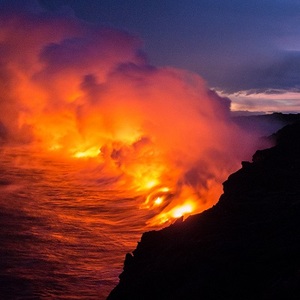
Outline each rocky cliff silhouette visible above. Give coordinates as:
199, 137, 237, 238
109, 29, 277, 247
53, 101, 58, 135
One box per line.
108, 122, 300, 300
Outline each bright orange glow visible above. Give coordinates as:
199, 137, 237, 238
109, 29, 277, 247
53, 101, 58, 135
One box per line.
148, 201, 195, 226
172, 203, 194, 218
144, 179, 159, 190
154, 197, 163, 205
0, 11, 258, 227
73, 147, 100, 158
142, 186, 172, 209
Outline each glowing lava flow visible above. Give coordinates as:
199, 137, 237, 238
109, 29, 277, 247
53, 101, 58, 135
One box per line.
139, 184, 196, 225
172, 203, 194, 218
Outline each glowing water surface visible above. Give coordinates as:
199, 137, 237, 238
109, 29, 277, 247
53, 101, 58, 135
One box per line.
0, 148, 155, 299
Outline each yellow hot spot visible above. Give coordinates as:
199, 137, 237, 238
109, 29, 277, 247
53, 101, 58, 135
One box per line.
154, 196, 163, 205
172, 203, 194, 219
143, 179, 159, 190
73, 147, 100, 158
143, 186, 171, 206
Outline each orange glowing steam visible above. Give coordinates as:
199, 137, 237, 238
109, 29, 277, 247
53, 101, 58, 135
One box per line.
0, 11, 257, 226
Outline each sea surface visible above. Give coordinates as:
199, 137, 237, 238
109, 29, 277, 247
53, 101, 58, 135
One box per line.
0, 147, 154, 299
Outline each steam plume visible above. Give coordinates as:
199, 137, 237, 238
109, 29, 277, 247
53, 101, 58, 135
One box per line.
0, 8, 260, 225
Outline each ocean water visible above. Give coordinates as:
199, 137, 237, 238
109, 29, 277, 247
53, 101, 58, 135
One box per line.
0, 148, 153, 299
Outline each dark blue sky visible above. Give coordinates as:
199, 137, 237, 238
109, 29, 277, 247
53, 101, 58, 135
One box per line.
34, 0, 300, 93
1, 0, 300, 111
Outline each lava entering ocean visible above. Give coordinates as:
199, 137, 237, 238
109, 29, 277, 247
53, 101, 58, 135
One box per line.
0, 8, 258, 226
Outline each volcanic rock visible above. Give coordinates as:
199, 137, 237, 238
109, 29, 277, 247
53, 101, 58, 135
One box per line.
108, 122, 300, 300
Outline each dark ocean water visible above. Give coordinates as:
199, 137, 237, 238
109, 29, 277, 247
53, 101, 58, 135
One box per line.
0, 148, 151, 299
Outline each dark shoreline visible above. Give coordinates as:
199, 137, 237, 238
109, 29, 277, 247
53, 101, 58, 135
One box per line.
108, 118, 300, 299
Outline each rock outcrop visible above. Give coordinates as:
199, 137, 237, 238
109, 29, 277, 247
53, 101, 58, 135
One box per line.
108, 122, 300, 300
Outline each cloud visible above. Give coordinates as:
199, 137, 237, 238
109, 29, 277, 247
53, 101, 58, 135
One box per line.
216, 51, 300, 94
226, 90, 300, 113
10, 0, 298, 98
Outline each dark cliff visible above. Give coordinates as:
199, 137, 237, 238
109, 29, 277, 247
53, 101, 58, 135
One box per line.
108, 122, 300, 300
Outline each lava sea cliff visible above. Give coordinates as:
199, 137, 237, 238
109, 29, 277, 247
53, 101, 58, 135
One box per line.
108, 122, 300, 300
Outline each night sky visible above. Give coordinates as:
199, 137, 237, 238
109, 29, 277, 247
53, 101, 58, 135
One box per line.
1, 0, 300, 112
